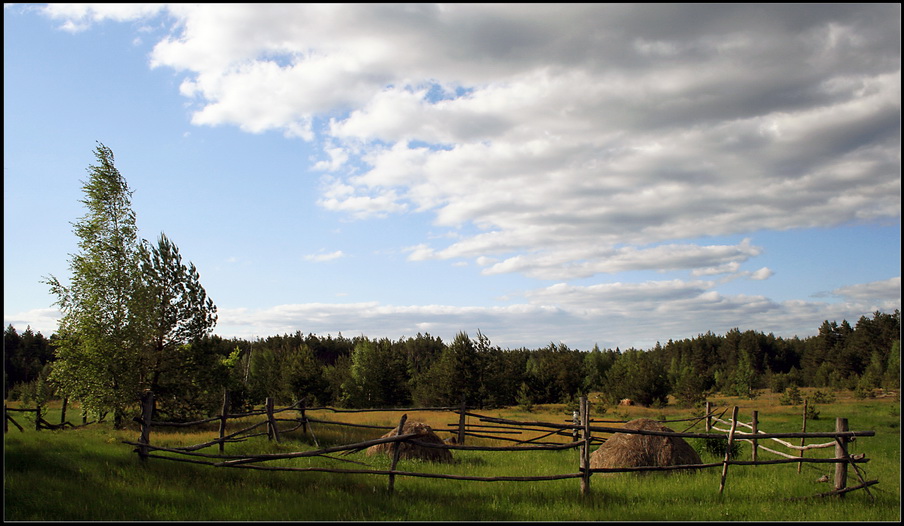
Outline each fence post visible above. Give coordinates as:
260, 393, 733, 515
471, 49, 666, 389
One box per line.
572, 410, 580, 441
35, 403, 42, 431
299, 397, 308, 437
138, 390, 155, 462
60, 397, 68, 426
579, 396, 591, 496
705, 401, 712, 432
834, 417, 849, 497
751, 410, 758, 465
218, 390, 230, 454
266, 397, 280, 443
797, 399, 808, 473
388, 413, 408, 495
457, 396, 467, 446
719, 406, 739, 495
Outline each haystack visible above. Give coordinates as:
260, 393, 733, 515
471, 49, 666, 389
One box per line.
590, 418, 700, 474
366, 421, 453, 463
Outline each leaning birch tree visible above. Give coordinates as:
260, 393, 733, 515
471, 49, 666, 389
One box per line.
45, 143, 146, 428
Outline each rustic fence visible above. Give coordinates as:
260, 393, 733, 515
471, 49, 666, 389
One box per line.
123, 392, 877, 500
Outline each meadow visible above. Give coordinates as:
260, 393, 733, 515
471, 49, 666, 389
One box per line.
4, 389, 900, 521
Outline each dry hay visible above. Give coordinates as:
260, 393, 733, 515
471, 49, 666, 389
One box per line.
366, 420, 454, 463
590, 418, 701, 475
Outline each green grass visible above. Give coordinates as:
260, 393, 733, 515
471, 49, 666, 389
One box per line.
4, 393, 901, 521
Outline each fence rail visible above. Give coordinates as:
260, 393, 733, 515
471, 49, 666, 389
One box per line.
124, 392, 877, 500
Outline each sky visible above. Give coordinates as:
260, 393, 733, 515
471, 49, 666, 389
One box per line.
3, 3, 901, 352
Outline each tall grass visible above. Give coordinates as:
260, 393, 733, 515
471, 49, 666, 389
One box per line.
4, 392, 900, 521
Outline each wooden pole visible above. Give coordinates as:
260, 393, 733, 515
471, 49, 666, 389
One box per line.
388, 413, 408, 494
35, 403, 42, 431
751, 410, 758, 465
834, 417, 848, 497
457, 396, 467, 446
266, 397, 280, 443
797, 399, 808, 474
705, 401, 712, 432
580, 396, 591, 496
218, 390, 229, 454
138, 391, 155, 462
300, 397, 308, 436
719, 406, 739, 495
60, 397, 68, 425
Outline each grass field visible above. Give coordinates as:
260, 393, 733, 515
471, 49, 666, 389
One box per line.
4, 389, 900, 521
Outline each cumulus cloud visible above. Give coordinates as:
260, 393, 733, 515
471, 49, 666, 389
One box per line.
29, 4, 900, 348
37, 5, 899, 277
832, 277, 901, 304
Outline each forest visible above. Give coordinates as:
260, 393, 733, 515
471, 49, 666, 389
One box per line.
5, 309, 900, 420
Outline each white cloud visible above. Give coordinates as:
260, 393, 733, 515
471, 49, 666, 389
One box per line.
303, 250, 345, 263
39, 7, 899, 279
833, 277, 901, 304
749, 267, 775, 281
3, 308, 62, 336
205, 277, 896, 349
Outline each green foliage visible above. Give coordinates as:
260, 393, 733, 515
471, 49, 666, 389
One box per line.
516, 382, 534, 412
341, 338, 410, 408
778, 385, 803, 405
602, 348, 670, 407
728, 350, 759, 399
44, 143, 146, 427
691, 436, 740, 459
42, 144, 219, 426
4, 325, 56, 398
805, 403, 820, 421
810, 389, 835, 404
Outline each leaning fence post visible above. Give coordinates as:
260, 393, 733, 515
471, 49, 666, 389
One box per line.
266, 397, 280, 443
705, 401, 712, 432
138, 390, 155, 462
834, 417, 849, 497
579, 396, 591, 496
719, 406, 739, 495
751, 410, 758, 465
388, 413, 408, 495
797, 399, 808, 474
218, 390, 230, 454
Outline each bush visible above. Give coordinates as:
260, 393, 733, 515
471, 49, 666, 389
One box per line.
692, 436, 740, 459
805, 404, 820, 421
811, 390, 835, 404
854, 386, 877, 399
779, 386, 803, 405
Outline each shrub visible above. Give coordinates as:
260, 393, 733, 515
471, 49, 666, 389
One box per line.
691, 436, 740, 459
805, 404, 820, 421
811, 390, 835, 404
779, 386, 803, 405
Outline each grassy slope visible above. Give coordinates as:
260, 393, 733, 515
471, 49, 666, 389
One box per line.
4, 390, 900, 521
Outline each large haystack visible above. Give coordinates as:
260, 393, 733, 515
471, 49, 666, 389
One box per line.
590, 418, 701, 474
366, 421, 453, 463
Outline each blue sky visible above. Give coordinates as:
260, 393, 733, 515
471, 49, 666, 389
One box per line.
4, 4, 900, 351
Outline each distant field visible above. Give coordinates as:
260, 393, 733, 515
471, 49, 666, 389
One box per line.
4, 389, 900, 521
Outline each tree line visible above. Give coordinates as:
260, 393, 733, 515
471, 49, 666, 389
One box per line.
4, 143, 900, 425
6, 309, 900, 419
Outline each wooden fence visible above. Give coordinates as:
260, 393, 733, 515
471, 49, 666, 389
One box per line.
123, 392, 877, 500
